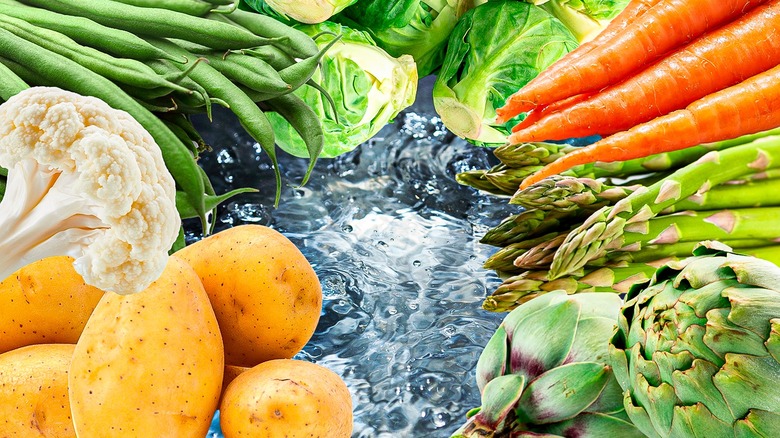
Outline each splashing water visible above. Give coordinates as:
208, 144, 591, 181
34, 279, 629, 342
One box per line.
191, 79, 515, 437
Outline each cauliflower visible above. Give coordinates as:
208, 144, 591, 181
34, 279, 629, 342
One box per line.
0, 87, 180, 295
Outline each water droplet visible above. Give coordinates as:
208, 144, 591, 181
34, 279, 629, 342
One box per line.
412, 260, 422, 267
342, 224, 353, 233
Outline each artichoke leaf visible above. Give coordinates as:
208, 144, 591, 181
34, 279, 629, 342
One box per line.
703, 308, 769, 359
565, 316, 619, 364
463, 374, 527, 434
723, 286, 780, 339
622, 390, 665, 438
509, 299, 580, 379
671, 359, 734, 424
476, 325, 509, 392
714, 354, 780, 420
583, 374, 625, 415
734, 409, 780, 438
668, 404, 732, 438
628, 348, 676, 436
533, 411, 647, 438
515, 362, 610, 424
651, 349, 694, 387
766, 319, 780, 364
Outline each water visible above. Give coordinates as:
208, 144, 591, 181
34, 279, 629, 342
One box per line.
190, 78, 515, 437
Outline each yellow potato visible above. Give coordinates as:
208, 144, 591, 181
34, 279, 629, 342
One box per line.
68, 256, 223, 437
0, 256, 104, 354
219, 365, 250, 405
0, 343, 76, 437
220, 359, 353, 438
177, 225, 322, 367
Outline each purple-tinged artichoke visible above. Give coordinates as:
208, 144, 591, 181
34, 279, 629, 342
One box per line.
608, 241, 780, 437
452, 290, 643, 437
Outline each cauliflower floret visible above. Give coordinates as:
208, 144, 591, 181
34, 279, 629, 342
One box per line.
0, 87, 180, 294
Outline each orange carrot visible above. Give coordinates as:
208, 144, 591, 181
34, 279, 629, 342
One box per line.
496, 0, 769, 123
509, 0, 780, 143
509, 94, 592, 132
518, 63, 780, 189
510, 0, 662, 99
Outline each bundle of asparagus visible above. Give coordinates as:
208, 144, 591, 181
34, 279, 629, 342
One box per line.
460, 129, 780, 312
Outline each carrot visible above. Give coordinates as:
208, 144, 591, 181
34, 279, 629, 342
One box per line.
509, 93, 592, 133
507, 0, 661, 103
495, 0, 769, 124
508, 0, 780, 143
518, 63, 780, 189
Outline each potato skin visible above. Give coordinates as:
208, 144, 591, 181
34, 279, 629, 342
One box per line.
0, 343, 76, 437
68, 256, 223, 437
220, 359, 353, 438
177, 225, 322, 367
0, 256, 104, 354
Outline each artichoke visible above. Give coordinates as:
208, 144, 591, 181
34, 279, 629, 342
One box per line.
452, 290, 643, 437
609, 241, 780, 437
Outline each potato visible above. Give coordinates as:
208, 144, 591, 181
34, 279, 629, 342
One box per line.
0, 343, 76, 437
0, 256, 104, 354
219, 365, 250, 404
177, 225, 322, 367
219, 359, 353, 438
68, 256, 223, 437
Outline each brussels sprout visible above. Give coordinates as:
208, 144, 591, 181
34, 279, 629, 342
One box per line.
530, 0, 630, 42
433, 1, 577, 145
243, 0, 360, 24
267, 21, 418, 158
339, 0, 480, 76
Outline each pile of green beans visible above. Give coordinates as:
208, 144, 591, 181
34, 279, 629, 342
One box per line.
0, 0, 333, 232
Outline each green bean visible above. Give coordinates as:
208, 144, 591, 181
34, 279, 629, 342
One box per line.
0, 60, 29, 101
109, 0, 214, 16
18, 0, 284, 50
198, 52, 292, 94
0, 16, 193, 95
264, 93, 325, 186
0, 0, 181, 61
243, 45, 296, 70
161, 113, 211, 153
305, 79, 339, 123
0, 167, 7, 177
162, 118, 200, 155
278, 36, 341, 91
0, 176, 6, 200
175, 187, 257, 220
203, 0, 236, 5
0, 27, 209, 230
149, 37, 283, 206
210, 10, 318, 58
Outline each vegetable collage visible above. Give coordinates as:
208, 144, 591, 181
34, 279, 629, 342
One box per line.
2, 0, 780, 436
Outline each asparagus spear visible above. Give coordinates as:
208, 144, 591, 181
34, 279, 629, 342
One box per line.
485, 243, 780, 312
492, 142, 577, 167
510, 207, 780, 272
513, 173, 780, 214
510, 176, 637, 211
482, 263, 657, 312
549, 135, 780, 278
479, 208, 584, 247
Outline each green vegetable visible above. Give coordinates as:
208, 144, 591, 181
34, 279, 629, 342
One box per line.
608, 242, 780, 437
0, 0, 180, 61
244, 0, 358, 24
433, 1, 577, 145
18, 0, 273, 50
550, 134, 780, 278
529, 0, 630, 42
0, 60, 27, 101
339, 0, 474, 76
453, 290, 643, 437
266, 21, 417, 158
